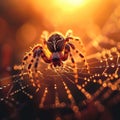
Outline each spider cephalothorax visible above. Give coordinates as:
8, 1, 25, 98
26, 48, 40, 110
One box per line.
47, 33, 65, 52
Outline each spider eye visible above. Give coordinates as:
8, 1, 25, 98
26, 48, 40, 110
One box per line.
56, 35, 62, 40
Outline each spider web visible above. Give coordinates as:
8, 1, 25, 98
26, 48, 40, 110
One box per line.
0, 38, 120, 117
0, 7, 120, 118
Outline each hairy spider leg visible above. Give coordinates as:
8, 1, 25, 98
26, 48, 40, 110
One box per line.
65, 29, 80, 42
62, 43, 79, 83
68, 42, 90, 74
26, 46, 41, 88
66, 29, 85, 53
65, 30, 90, 74
65, 29, 73, 38
40, 31, 48, 46
32, 48, 41, 89
21, 52, 32, 80
62, 43, 75, 67
76, 37, 86, 54
20, 51, 37, 92
65, 29, 90, 73
25, 51, 37, 88
21, 45, 51, 89
31, 45, 51, 90
62, 44, 70, 61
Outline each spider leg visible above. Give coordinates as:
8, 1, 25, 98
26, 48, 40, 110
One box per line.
32, 45, 51, 90
62, 43, 78, 83
62, 44, 70, 61
24, 52, 37, 88
33, 54, 40, 89
67, 43, 90, 74
77, 50, 90, 74
65, 29, 80, 41
21, 52, 32, 80
21, 45, 51, 90
41, 31, 49, 46
65, 30, 85, 53
65, 29, 73, 38
65, 30, 90, 73
20, 51, 38, 90
62, 44, 75, 67
28, 56, 41, 89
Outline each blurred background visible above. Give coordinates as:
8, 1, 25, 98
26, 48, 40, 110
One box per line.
0, 0, 120, 57
0, 0, 120, 120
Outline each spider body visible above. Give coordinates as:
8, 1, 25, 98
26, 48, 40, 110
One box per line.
47, 33, 65, 67
21, 30, 90, 77
20, 30, 90, 89
22, 30, 88, 69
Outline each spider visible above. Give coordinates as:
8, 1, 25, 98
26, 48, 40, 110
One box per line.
20, 30, 90, 89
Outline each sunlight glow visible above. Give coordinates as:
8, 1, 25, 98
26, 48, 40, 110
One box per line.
59, 0, 85, 6
54, 0, 87, 12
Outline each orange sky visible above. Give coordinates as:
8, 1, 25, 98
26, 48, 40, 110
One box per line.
0, 0, 120, 55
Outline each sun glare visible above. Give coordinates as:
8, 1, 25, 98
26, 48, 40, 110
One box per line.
54, 0, 87, 12
60, 0, 85, 6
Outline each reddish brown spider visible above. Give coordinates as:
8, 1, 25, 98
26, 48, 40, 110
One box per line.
20, 30, 90, 89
